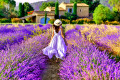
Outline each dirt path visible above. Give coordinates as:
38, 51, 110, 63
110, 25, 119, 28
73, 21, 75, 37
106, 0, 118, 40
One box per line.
41, 56, 62, 80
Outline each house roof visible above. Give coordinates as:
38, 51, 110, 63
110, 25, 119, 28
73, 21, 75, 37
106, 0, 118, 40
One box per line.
20, 11, 55, 19
19, 15, 36, 19
62, 2, 89, 7
33, 11, 55, 16
47, 7, 66, 11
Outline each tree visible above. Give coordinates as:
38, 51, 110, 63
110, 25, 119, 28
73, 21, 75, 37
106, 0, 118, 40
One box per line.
82, 0, 93, 5
73, 1, 77, 20
23, 2, 34, 16
64, 12, 78, 23
108, 0, 120, 21
39, 1, 55, 11
44, 11, 47, 24
0, 0, 16, 18
108, 0, 120, 12
89, 1, 100, 13
70, 0, 82, 3
93, 4, 114, 24
0, 3, 5, 18
18, 3, 23, 17
1, 0, 16, 9
73, 2, 77, 15
55, 1, 59, 19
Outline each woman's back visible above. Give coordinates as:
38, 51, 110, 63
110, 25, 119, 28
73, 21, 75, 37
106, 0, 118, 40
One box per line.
53, 27, 61, 35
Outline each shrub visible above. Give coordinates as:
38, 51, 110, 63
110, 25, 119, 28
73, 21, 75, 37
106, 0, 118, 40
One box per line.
110, 21, 120, 25
76, 19, 84, 24
11, 18, 22, 23
71, 18, 95, 24
49, 19, 70, 24
59, 15, 67, 19
26, 17, 33, 23
48, 19, 55, 24
105, 21, 120, 25
0, 18, 11, 23
71, 20, 76, 24
93, 4, 114, 24
82, 18, 93, 23
60, 19, 70, 24
64, 12, 78, 23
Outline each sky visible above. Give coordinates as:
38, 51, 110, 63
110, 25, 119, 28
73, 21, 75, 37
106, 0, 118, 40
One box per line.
15, 0, 46, 6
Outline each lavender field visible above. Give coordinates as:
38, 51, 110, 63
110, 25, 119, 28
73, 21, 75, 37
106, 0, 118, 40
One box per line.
0, 24, 120, 80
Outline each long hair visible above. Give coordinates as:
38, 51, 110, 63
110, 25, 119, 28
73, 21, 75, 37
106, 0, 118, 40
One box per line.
53, 24, 60, 33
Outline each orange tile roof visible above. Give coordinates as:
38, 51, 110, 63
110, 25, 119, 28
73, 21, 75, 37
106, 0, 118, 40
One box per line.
33, 11, 55, 15
47, 7, 66, 11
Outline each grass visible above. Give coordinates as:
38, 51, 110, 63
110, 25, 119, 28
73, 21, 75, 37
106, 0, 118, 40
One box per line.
0, 23, 84, 25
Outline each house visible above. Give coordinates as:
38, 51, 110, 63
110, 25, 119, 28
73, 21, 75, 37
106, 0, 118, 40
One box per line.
20, 2, 89, 24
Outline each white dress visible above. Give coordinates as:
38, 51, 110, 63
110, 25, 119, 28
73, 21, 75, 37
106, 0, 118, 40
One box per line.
42, 27, 67, 59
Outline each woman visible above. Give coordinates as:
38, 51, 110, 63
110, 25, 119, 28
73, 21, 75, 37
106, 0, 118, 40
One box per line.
42, 19, 67, 62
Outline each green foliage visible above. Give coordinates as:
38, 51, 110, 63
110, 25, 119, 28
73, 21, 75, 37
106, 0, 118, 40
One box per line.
105, 21, 120, 25
108, 0, 120, 12
60, 19, 70, 24
0, 18, 11, 23
39, 1, 55, 11
72, 18, 95, 24
0, 0, 16, 7
112, 11, 120, 21
9, 0, 16, 8
70, 0, 82, 3
55, 1, 59, 19
82, 0, 93, 13
110, 1, 120, 21
0, 0, 17, 18
59, 15, 67, 19
48, 19, 55, 24
23, 2, 34, 16
0, 5, 5, 18
11, 18, 22, 23
64, 12, 78, 23
18, 3, 23, 17
89, 1, 100, 13
73, 2, 77, 15
82, 0, 93, 5
44, 11, 47, 24
48, 19, 70, 24
93, 4, 114, 24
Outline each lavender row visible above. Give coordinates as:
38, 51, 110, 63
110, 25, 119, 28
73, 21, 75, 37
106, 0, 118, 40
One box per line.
59, 29, 120, 80
75, 24, 120, 55
0, 24, 52, 51
0, 28, 52, 79
0, 23, 55, 79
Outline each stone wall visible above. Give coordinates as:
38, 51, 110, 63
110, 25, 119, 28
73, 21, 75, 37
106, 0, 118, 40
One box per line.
66, 6, 89, 17
77, 6, 89, 17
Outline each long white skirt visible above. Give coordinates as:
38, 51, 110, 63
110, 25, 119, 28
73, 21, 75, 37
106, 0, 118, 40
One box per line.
42, 34, 67, 59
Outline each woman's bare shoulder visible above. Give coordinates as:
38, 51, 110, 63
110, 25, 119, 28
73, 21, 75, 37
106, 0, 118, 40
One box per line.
60, 26, 62, 28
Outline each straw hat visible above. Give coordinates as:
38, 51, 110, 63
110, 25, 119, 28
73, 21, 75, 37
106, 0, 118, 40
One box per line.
54, 19, 62, 26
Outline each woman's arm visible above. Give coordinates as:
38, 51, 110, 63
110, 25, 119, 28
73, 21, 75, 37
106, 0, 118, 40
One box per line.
61, 27, 64, 39
48, 27, 54, 45
60, 26, 68, 46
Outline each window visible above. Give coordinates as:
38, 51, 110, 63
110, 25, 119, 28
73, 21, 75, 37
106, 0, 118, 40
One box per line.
69, 8, 72, 13
80, 9, 81, 12
68, 8, 73, 13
